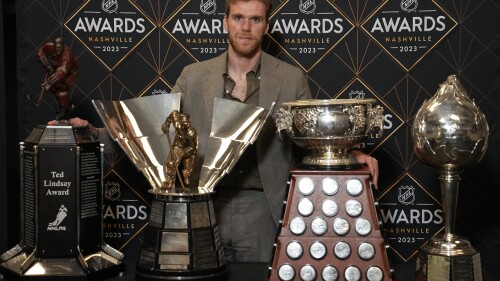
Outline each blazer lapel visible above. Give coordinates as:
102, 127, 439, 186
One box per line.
203, 53, 228, 121
259, 52, 282, 111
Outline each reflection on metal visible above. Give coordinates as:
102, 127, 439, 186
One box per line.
413, 75, 489, 281
276, 99, 383, 169
198, 98, 275, 191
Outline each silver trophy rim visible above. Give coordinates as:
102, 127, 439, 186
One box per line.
283, 98, 377, 107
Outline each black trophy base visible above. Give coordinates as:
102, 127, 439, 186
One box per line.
415, 250, 482, 281
135, 193, 227, 280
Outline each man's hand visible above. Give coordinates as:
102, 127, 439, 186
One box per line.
351, 150, 379, 189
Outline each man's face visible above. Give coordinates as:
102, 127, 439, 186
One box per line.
224, 0, 269, 58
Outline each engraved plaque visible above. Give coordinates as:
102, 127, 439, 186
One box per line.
298, 177, 315, 196
322, 199, 338, 217
278, 264, 295, 281
357, 242, 375, 260
164, 202, 188, 229
345, 199, 363, 217
322, 177, 339, 195
333, 217, 350, 236
311, 217, 328, 236
346, 179, 363, 196
344, 266, 361, 281
333, 241, 351, 260
355, 218, 372, 236
149, 200, 164, 228
366, 266, 384, 281
322, 265, 339, 281
297, 198, 314, 217
289, 217, 307, 236
158, 254, 190, 266
286, 241, 303, 260
190, 201, 210, 228
161, 232, 189, 252
299, 265, 316, 281
309, 241, 327, 260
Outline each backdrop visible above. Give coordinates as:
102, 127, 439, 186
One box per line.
10, 0, 500, 280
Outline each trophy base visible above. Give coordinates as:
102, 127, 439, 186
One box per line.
136, 193, 227, 280
0, 246, 124, 281
415, 235, 483, 281
301, 153, 362, 170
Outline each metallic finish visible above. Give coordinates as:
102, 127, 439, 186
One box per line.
161, 232, 189, 252
278, 264, 295, 281
413, 75, 488, 280
358, 242, 376, 260
190, 201, 211, 228
344, 266, 362, 281
311, 217, 328, 236
164, 202, 188, 229
366, 266, 384, 281
276, 99, 383, 168
297, 177, 315, 195
346, 179, 363, 196
355, 218, 372, 236
299, 265, 317, 281
199, 98, 275, 191
322, 177, 339, 195
322, 265, 339, 281
334, 241, 351, 260
333, 218, 350, 236
415, 251, 482, 281
322, 199, 339, 217
309, 241, 327, 260
297, 198, 315, 217
286, 241, 304, 260
289, 217, 307, 236
345, 199, 363, 217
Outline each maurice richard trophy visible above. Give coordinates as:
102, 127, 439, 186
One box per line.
93, 94, 273, 280
413, 75, 489, 281
268, 99, 394, 281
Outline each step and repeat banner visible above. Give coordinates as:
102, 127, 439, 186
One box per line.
14, 0, 500, 279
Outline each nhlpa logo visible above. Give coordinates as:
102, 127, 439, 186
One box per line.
401, 0, 418, 13
299, 0, 316, 15
105, 182, 121, 201
200, 0, 217, 15
349, 90, 366, 99
398, 185, 415, 205
47, 205, 68, 231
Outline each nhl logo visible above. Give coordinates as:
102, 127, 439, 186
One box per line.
349, 90, 366, 99
105, 182, 121, 201
400, 0, 418, 13
200, 0, 217, 15
398, 185, 415, 205
102, 0, 118, 14
299, 0, 316, 15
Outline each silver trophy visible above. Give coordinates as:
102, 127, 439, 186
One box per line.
412, 75, 489, 281
275, 99, 383, 169
93, 94, 273, 280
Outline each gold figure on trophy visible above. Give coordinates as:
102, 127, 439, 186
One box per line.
161, 110, 198, 192
36, 37, 79, 121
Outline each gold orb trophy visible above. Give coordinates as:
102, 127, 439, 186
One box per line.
413, 75, 489, 281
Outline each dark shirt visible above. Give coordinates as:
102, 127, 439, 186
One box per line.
217, 62, 263, 190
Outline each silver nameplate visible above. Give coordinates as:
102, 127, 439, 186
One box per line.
322, 265, 339, 281
346, 179, 363, 196
278, 264, 295, 281
322, 199, 338, 217
311, 218, 328, 236
344, 266, 361, 281
358, 242, 375, 260
297, 177, 315, 195
158, 254, 190, 266
286, 241, 303, 260
355, 218, 372, 236
322, 177, 339, 195
297, 198, 314, 217
345, 199, 363, 217
190, 201, 210, 228
366, 266, 384, 281
289, 217, 307, 236
300, 265, 316, 281
309, 242, 327, 260
161, 232, 189, 252
334, 241, 351, 260
164, 202, 188, 229
333, 218, 350, 236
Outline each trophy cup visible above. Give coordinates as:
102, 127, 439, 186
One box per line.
413, 75, 489, 281
93, 94, 273, 280
268, 99, 394, 281
0, 125, 124, 280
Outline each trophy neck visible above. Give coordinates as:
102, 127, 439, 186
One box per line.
438, 170, 461, 237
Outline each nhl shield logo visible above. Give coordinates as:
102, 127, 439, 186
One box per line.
105, 182, 121, 201
200, 0, 217, 15
299, 0, 316, 15
400, 0, 418, 13
398, 185, 415, 205
102, 0, 118, 14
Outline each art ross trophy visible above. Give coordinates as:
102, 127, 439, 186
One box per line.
268, 99, 395, 281
92, 94, 274, 280
413, 75, 489, 281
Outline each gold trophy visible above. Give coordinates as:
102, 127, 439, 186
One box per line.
93, 94, 274, 280
413, 75, 489, 280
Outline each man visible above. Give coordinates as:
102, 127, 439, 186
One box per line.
37, 38, 79, 120
58, 0, 378, 263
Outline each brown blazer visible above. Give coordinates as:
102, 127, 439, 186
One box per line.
171, 51, 312, 226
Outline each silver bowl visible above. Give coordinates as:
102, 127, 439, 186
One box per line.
276, 99, 383, 168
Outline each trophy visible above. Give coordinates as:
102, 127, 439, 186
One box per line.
0, 125, 124, 280
276, 99, 384, 169
93, 94, 273, 280
268, 99, 394, 281
413, 75, 489, 280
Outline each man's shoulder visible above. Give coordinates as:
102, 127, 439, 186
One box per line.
182, 53, 226, 72
262, 51, 303, 74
